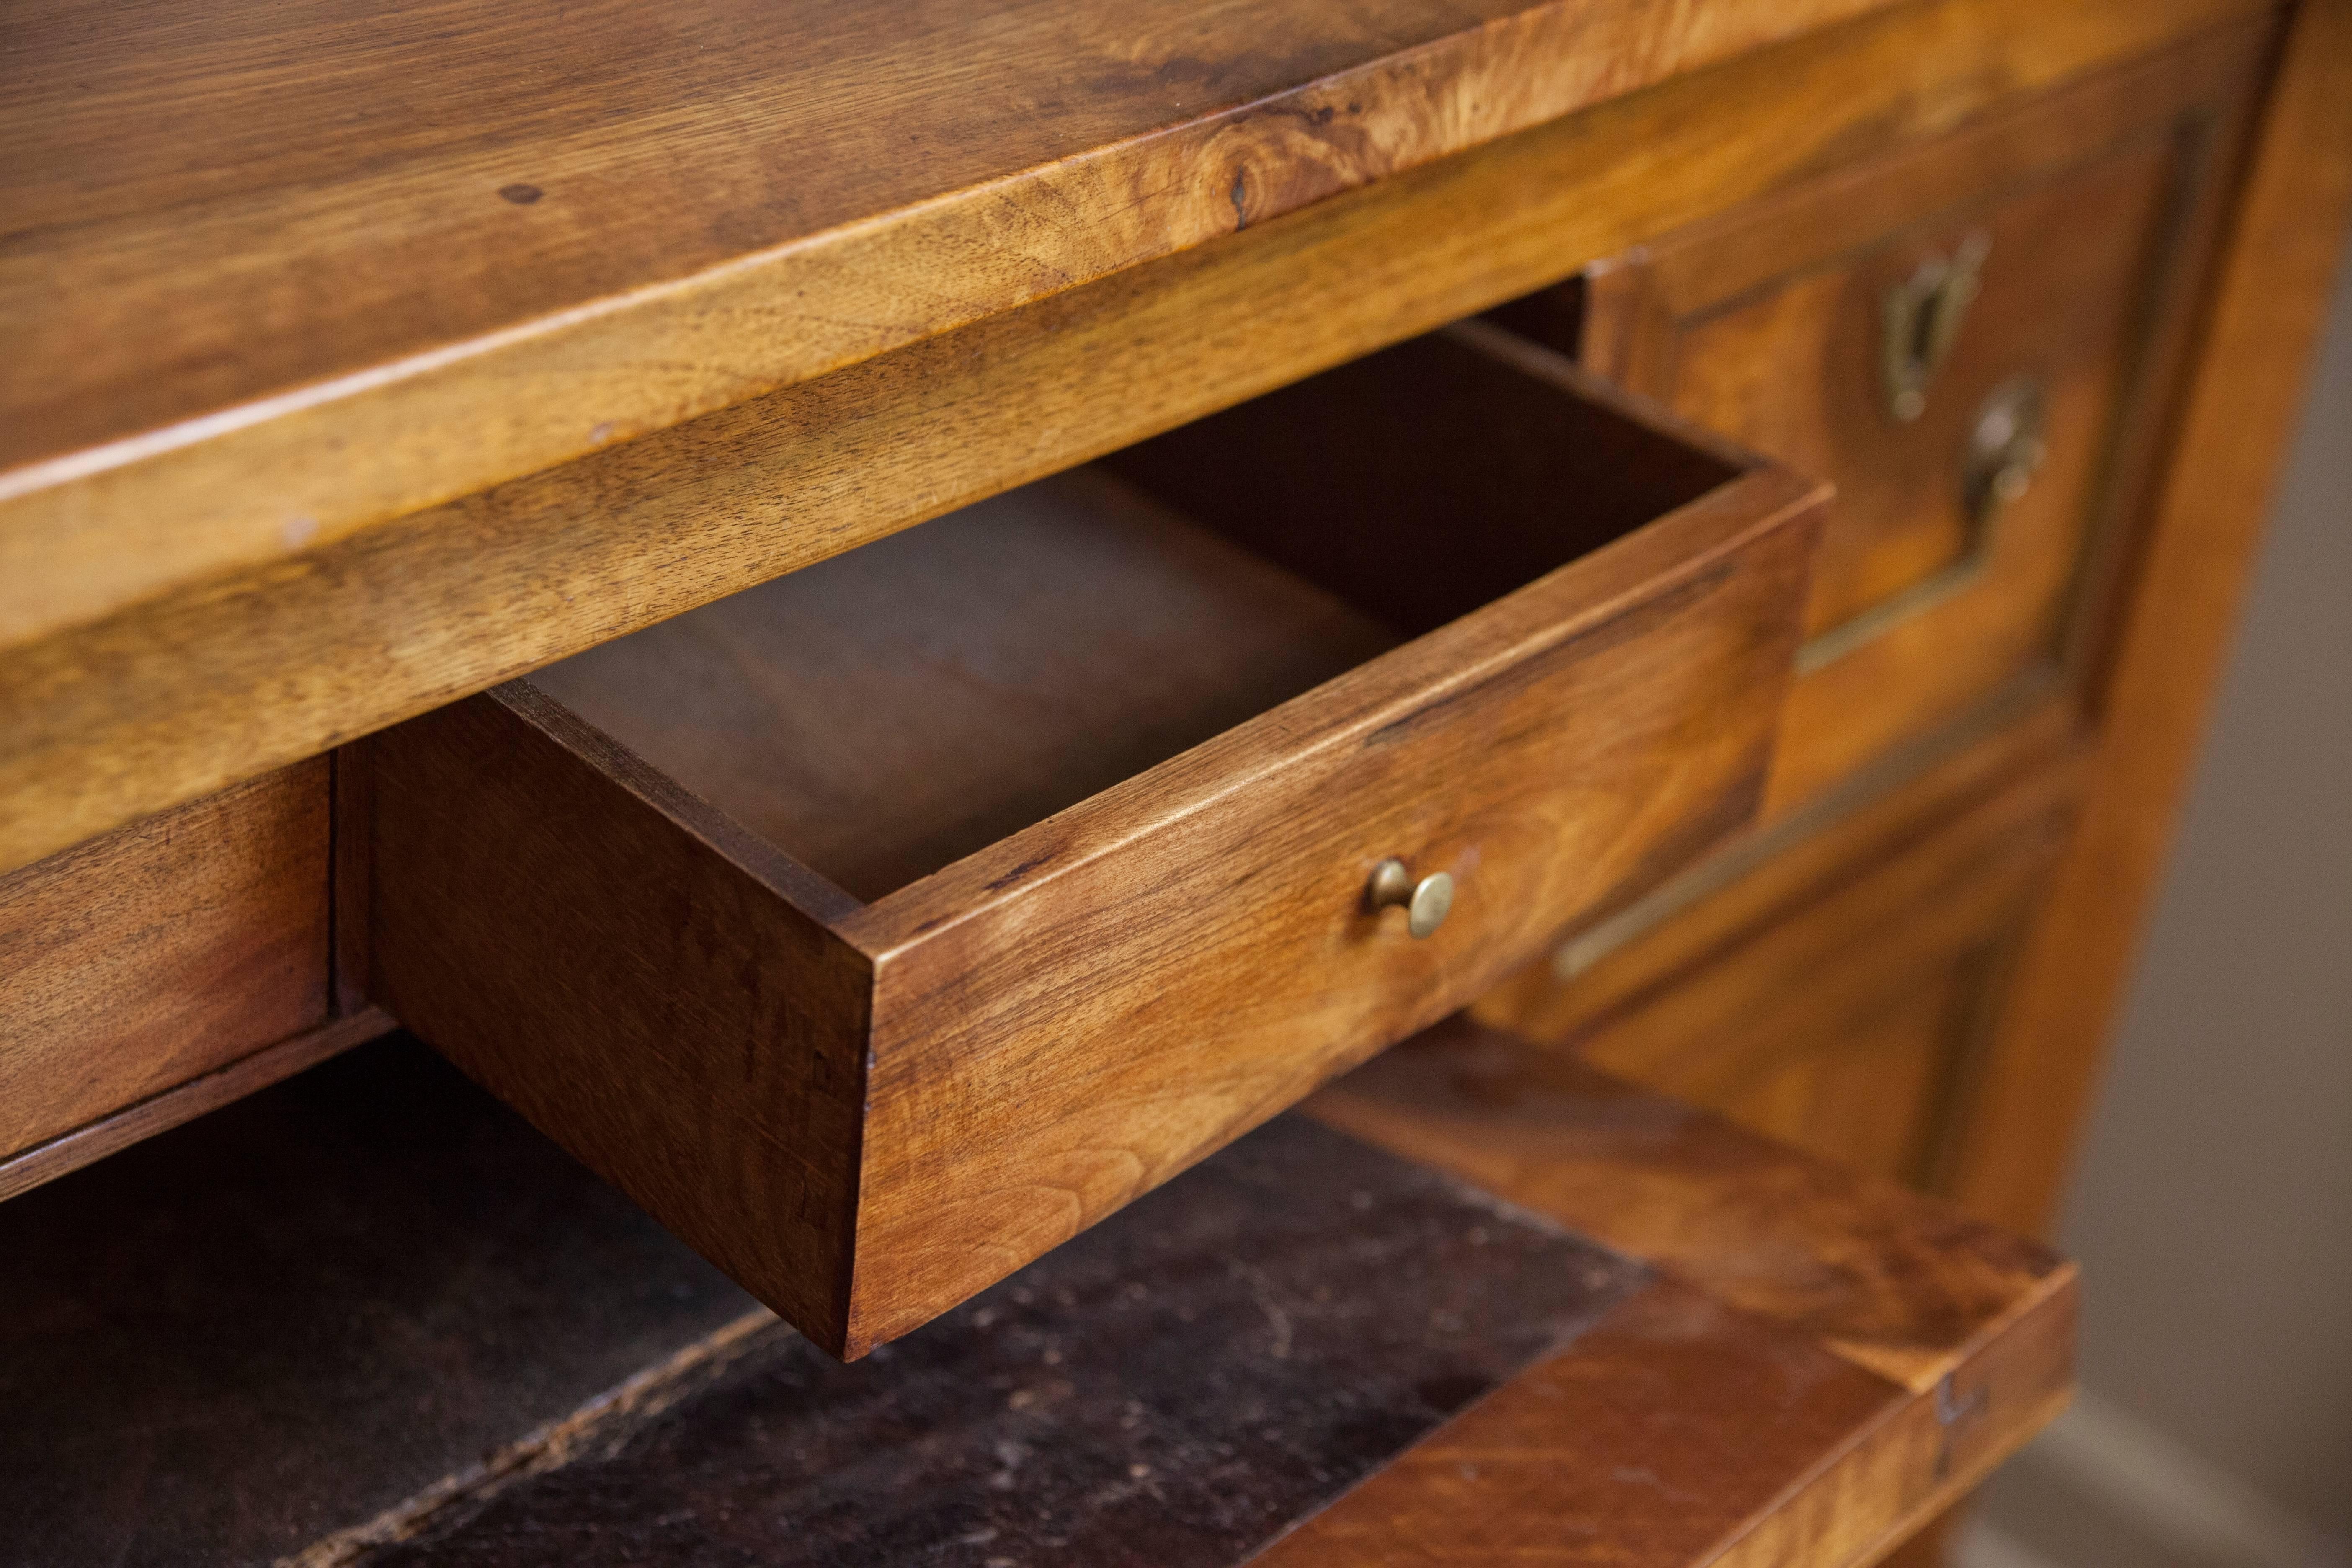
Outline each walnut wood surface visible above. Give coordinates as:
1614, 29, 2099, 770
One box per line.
371, 334, 1823, 1352
1273, 1018, 2075, 1567
843, 470, 1820, 1349
531, 469, 1399, 901
1481, 734, 2085, 1193
0, 0, 2266, 878
0, 1007, 396, 1204
368, 686, 876, 1348
1953, 0, 2352, 1238
0, 1025, 2072, 1567
0, 0, 1897, 657
1310, 1018, 2071, 1394
0, 759, 332, 1163
1570, 27, 2266, 817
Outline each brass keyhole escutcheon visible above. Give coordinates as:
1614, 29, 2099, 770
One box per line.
1882, 230, 1991, 422
1367, 858, 1454, 939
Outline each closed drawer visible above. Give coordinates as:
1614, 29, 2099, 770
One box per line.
364, 324, 1825, 1356
0, 760, 331, 1169
1478, 740, 2079, 1192
1487, 34, 2260, 814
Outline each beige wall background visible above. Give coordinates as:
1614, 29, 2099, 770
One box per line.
1968, 223, 2351, 1568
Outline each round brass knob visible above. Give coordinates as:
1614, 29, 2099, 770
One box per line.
1367, 858, 1454, 939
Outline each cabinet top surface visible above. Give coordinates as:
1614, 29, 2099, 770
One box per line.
0, 0, 1887, 647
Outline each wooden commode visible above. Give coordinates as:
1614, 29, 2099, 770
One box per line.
3, 0, 2346, 1560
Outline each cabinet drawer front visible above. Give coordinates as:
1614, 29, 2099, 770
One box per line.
1520, 34, 2262, 815
0, 761, 331, 1165
848, 481, 1818, 1346
370, 327, 1824, 1355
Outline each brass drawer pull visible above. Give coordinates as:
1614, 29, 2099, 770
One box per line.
1882, 230, 1990, 422
1963, 374, 2049, 527
1368, 858, 1455, 939
1799, 374, 2047, 673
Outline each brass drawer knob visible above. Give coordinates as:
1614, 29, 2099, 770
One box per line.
1367, 858, 1455, 939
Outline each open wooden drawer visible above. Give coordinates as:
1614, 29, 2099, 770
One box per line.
363, 322, 1827, 1356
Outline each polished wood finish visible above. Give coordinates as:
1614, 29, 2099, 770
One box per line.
1278, 1017, 2075, 1566
841, 495, 1818, 1351
0, 1007, 397, 1204
2, 0, 2335, 1553
0, 760, 333, 1166
2, 0, 1897, 655
1490, 760, 2079, 1191
0, 0, 2268, 877
371, 683, 875, 1347
369, 334, 1824, 1354
531, 469, 1400, 902
1560, 26, 2265, 815
1955, 0, 2352, 1238
3, 1026, 2073, 1568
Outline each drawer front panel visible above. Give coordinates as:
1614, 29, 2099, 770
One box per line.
0, 761, 331, 1161
1479, 738, 2080, 1192
1568, 34, 2260, 814
846, 489, 1820, 1346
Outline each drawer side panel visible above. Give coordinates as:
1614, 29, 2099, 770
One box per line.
369, 690, 872, 1351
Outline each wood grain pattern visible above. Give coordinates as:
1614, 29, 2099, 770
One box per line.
1309, 1018, 2071, 1395
368, 686, 876, 1349
1274, 1018, 2076, 1567
1256, 1277, 2073, 1568
1480, 743, 2085, 1191
843, 468, 1821, 1350
3, 1027, 2070, 1567
0, 0, 2267, 877
531, 469, 1400, 901
1950, 0, 2352, 1238
1565, 26, 2266, 815
0, 759, 333, 1162
0, 0, 1900, 654
370, 333, 1823, 1353
0, 1007, 396, 1203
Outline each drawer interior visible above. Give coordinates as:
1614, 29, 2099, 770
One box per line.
529, 327, 1741, 904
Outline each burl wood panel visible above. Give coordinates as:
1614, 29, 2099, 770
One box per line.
1, 0, 1902, 652
0, 759, 330, 1161
1568, 27, 2267, 812
0, 0, 2267, 878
